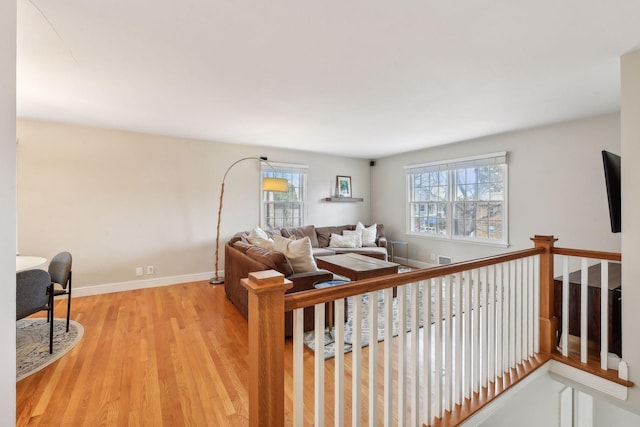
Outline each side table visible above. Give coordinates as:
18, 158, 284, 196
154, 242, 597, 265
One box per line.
388, 240, 408, 263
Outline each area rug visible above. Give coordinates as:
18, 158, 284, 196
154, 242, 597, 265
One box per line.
304, 282, 431, 359
303, 267, 466, 359
16, 318, 84, 381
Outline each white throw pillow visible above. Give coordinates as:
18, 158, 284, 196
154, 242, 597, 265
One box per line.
356, 222, 377, 246
247, 226, 274, 249
329, 233, 358, 248
342, 230, 363, 248
272, 235, 318, 274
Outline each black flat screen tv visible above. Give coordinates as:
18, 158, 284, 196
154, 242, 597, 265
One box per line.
602, 150, 621, 233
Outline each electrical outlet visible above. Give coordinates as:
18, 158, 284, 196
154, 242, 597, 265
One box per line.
146, 265, 154, 275
430, 253, 436, 261
136, 267, 143, 276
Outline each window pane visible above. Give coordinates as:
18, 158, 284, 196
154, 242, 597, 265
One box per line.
262, 167, 305, 228
406, 153, 507, 242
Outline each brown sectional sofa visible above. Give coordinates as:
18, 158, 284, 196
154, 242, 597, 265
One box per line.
224, 224, 387, 336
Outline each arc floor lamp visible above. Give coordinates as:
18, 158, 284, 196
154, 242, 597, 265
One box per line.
210, 156, 288, 285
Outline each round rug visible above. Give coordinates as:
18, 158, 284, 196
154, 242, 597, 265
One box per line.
16, 318, 84, 382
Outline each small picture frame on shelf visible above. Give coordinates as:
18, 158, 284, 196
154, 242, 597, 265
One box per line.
336, 175, 352, 198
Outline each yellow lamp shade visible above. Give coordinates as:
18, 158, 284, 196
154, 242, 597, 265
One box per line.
262, 177, 289, 192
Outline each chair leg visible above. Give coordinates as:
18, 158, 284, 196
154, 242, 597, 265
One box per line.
66, 273, 72, 333
65, 292, 71, 333
49, 285, 54, 354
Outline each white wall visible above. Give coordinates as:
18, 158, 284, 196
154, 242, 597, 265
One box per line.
372, 113, 621, 266
620, 48, 640, 414
461, 368, 566, 427
595, 396, 640, 426
16, 119, 372, 292
0, 0, 16, 424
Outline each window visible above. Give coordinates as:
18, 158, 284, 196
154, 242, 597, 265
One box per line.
261, 163, 307, 229
406, 152, 508, 245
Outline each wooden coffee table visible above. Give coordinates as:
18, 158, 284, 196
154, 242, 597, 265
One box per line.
316, 253, 399, 281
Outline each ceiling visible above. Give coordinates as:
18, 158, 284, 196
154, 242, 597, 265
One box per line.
16, 1, 640, 159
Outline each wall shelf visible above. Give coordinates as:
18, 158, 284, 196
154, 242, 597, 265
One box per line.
323, 197, 364, 202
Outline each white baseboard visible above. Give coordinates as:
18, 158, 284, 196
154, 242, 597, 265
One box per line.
71, 271, 216, 298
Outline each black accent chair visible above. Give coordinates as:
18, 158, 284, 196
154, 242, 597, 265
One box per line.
17, 269, 54, 354
48, 252, 73, 332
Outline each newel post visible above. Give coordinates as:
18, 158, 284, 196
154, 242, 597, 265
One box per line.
531, 235, 558, 354
240, 270, 293, 427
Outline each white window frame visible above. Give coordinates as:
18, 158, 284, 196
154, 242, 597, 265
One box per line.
260, 162, 308, 230
405, 152, 508, 246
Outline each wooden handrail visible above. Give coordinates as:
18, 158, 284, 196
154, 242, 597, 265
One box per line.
285, 247, 544, 311
552, 247, 622, 262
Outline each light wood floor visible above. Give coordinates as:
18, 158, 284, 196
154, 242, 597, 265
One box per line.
17, 281, 403, 426
17, 280, 555, 426
17, 281, 254, 426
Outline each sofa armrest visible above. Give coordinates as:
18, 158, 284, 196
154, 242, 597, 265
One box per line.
286, 269, 334, 293
377, 236, 387, 248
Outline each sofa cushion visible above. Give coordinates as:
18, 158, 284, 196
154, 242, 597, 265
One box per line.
312, 247, 336, 257
272, 235, 319, 274
315, 225, 352, 248
329, 233, 359, 248
280, 225, 319, 248
245, 245, 294, 277
331, 246, 388, 260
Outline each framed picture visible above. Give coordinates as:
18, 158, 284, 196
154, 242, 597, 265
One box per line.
336, 175, 352, 198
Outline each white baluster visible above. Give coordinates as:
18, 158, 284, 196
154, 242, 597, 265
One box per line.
528, 256, 535, 358
472, 269, 480, 392
561, 256, 569, 356
410, 282, 420, 427
383, 288, 393, 427
334, 298, 345, 426
509, 260, 516, 369
464, 270, 472, 399
454, 272, 463, 404
352, 294, 362, 427
397, 285, 407, 427
601, 261, 609, 370
522, 258, 529, 360
581, 258, 588, 364
369, 291, 378, 426
533, 255, 540, 353
515, 259, 522, 365
496, 263, 503, 380
423, 280, 432, 426
481, 267, 488, 388
293, 308, 304, 427
434, 277, 443, 418
314, 303, 325, 426
444, 275, 453, 411
502, 262, 510, 375
488, 265, 496, 384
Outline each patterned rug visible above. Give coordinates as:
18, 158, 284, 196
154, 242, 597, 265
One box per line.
304, 281, 430, 359
16, 318, 84, 381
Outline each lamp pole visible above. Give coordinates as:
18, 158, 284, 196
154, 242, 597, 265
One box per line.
210, 157, 287, 285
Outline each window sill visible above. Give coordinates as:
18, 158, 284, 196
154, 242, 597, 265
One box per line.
405, 232, 510, 248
